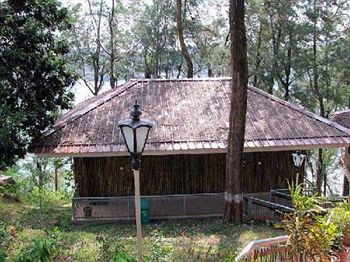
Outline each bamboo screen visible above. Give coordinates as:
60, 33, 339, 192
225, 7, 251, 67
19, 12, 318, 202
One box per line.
74, 151, 300, 197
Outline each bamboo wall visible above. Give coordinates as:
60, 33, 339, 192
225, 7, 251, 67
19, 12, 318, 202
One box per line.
74, 151, 302, 197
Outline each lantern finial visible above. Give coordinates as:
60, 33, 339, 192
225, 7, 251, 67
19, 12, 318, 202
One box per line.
130, 100, 142, 120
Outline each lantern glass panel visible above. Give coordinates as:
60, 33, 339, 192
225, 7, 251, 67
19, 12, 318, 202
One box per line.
136, 126, 150, 153
292, 153, 305, 167
121, 126, 134, 153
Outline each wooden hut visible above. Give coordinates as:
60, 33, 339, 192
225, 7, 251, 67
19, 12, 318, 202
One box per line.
32, 78, 350, 222
331, 109, 350, 196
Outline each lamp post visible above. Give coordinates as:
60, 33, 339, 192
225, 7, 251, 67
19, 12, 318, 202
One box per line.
118, 102, 153, 262
292, 150, 306, 186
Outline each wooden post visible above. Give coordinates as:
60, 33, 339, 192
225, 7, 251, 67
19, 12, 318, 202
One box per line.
295, 171, 299, 186
133, 169, 143, 262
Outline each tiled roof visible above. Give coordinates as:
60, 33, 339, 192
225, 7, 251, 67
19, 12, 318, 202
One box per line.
330, 109, 350, 130
32, 78, 350, 156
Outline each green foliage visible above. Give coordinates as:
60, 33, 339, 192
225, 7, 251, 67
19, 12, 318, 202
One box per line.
0, 0, 76, 169
147, 230, 172, 262
283, 184, 339, 260
0, 219, 13, 250
0, 250, 6, 262
15, 237, 57, 262
96, 233, 136, 262
133, 0, 178, 79
14, 227, 60, 262
0, 201, 281, 261
112, 249, 136, 262
96, 233, 115, 261
113, 253, 135, 262
0, 156, 74, 207
330, 202, 350, 247
305, 148, 343, 196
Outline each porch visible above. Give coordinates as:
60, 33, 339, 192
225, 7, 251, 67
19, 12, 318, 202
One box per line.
71, 151, 302, 223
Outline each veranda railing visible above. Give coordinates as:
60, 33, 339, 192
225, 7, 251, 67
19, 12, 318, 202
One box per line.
235, 235, 292, 261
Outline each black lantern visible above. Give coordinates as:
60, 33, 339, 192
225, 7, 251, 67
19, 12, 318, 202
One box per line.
118, 102, 153, 170
292, 150, 306, 168
118, 101, 153, 262
292, 150, 306, 186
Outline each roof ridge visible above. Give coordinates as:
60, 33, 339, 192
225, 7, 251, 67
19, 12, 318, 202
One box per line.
248, 86, 350, 135
330, 109, 350, 116
43, 80, 139, 137
132, 77, 232, 82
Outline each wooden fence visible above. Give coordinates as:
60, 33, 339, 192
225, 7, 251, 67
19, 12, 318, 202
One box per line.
243, 190, 294, 222
72, 191, 295, 222
72, 193, 225, 222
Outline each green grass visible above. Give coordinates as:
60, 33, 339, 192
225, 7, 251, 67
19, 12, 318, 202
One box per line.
0, 201, 283, 261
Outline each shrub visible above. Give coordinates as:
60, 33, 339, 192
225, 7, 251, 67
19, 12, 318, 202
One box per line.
148, 230, 172, 262
0, 219, 13, 250
96, 234, 136, 262
282, 184, 339, 261
0, 250, 6, 262
15, 237, 57, 262
329, 202, 350, 248
112, 250, 136, 262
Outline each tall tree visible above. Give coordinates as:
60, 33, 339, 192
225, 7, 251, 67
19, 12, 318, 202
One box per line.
71, 0, 106, 96
106, 0, 137, 87
176, 0, 194, 78
224, 0, 248, 223
193, 3, 231, 78
246, 0, 273, 92
0, 0, 75, 170
69, 0, 136, 94
107, 0, 117, 88
134, 0, 178, 79
299, 0, 349, 194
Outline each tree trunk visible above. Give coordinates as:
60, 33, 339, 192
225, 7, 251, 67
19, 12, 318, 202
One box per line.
269, 10, 280, 97
208, 63, 213, 77
176, 64, 182, 79
316, 148, 323, 195
253, 22, 262, 87
224, 0, 248, 223
109, 0, 117, 89
312, 0, 325, 195
176, 0, 193, 78
87, 0, 105, 95
36, 159, 43, 210
343, 148, 350, 196
343, 175, 349, 196
268, 74, 274, 95
344, 101, 350, 196
144, 51, 152, 79
54, 165, 59, 191
282, 32, 292, 101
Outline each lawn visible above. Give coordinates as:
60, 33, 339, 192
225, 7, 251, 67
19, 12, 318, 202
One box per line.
0, 201, 283, 261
